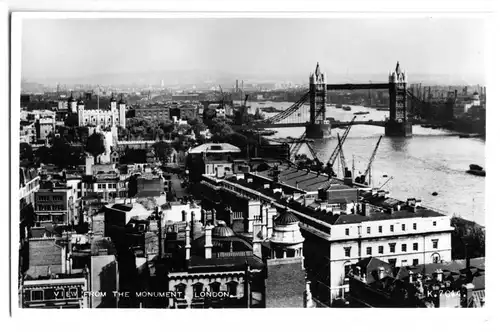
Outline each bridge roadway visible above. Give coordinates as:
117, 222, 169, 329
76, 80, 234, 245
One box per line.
252, 120, 387, 128
327, 83, 390, 90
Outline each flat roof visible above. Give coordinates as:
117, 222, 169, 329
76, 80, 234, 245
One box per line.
333, 206, 445, 225
189, 143, 241, 154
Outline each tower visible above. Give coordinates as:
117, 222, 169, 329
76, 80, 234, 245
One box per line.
265, 208, 307, 308
68, 92, 77, 113
77, 99, 85, 113
110, 93, 117, 112
118, 95, 126, 128
306, 63, 331, 138
385, 62, 412, 137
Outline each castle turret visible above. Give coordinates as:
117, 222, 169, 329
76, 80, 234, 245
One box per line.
68, 92, 77, 113
110, 93, 117, 111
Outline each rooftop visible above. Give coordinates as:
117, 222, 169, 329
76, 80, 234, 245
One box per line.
256, 164, 345, 192
189, 143, 241, 154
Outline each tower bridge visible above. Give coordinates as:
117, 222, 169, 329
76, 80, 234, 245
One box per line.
254, 62, 414, 138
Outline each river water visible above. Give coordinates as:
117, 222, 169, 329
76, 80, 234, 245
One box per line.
247, 101, 486, 226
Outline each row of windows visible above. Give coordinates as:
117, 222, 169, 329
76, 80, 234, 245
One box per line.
344, 239, 439, 257
37, 195, 63, 202
346, 221, 438, 236
97, 183, 117, 189
36, 204, 65, 211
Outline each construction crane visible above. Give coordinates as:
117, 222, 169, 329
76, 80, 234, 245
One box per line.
357, 135, 383, 186
337, 132, 347, 177
379, 176, 393, 190
325, 116, 357, 168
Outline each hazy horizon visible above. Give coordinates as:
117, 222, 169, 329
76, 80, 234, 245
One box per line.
21, 18, 486, 86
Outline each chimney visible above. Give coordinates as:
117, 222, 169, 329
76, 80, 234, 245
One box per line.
227, 206, 233, 227
361, 203, 370, 217
409, 270, 414, 283
201, 209, 206, 225
181, 210, 187, 222
190, 211, 195, 239
211, 208, 217, 224
378, 267, 385, 280
435, 269, 443, 282
304, 281, 314, 308
204, 225, 213, 259
185, 222, 191, 260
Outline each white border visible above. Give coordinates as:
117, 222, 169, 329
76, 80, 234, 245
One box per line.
6, 3, 499, 331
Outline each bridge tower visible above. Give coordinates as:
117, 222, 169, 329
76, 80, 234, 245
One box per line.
306, 63, 332, 138
385, 62, 412, 137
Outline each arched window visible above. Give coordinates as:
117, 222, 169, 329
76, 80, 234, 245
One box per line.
431, 253, 441, 264
192, 282, 204, 296
226, 281, 238, 296
175, 283, 187, 297
209, 282, 221, 293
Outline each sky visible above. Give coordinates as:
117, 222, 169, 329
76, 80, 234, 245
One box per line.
21, 18, 486, 85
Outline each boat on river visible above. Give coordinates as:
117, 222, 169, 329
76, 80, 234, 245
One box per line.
466, 164, 485, 177
354, 111, 370, 115
342, 106, 352, 111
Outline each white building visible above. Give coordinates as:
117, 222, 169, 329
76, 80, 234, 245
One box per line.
74, 95, 126, 128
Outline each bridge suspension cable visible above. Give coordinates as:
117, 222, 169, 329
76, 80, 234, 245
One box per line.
265, 91, 310, 124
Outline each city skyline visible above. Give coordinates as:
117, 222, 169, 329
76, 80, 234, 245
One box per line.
21, 17, 486, 86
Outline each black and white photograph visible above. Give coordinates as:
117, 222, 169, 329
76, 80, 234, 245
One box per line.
10, 7, 492, 316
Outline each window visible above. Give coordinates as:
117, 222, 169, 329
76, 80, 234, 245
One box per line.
390, 225, 394, 232
413, 223, 417, 230
31, 290, 43, 301
210, 282, 221, 293
432, 239, 439, 249
389, 243, 396, 253
401, 244, 407, 252
433, 221, 437, 226
378, 226, 383, 233
412, 259, 419, 266
344, 247, 351, 257
402, 259, 408, 266
413, 243, 418, 251
366, 226, 371, 234
402, 224, 406, 231
174, 283, 187, 297
366, 247, 372, 255
226, 282, 238, 296
378, 246, 384, 254
388, 259, 397, 267
345, 228, 349, 236
193, 283, 204, 296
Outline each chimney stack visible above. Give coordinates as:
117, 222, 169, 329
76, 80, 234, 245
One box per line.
211, 208, 217, 225
378, 267, 385, 280
204, 225, 213, 259
190, 211, 195, 239
361, 203, 370, 217
185, 222, 191, 260
304, 281, 314, 308
409, 270, 414, 283
435, 269, 443, 282
201, 209, 206, 225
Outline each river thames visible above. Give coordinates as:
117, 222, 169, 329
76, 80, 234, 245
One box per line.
248, 101, 486, 226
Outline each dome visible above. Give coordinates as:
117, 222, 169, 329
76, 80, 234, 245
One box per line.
212, 221, 236, 238
274, 209, 300, 226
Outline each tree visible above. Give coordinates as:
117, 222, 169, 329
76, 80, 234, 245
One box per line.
152, 141, 171, 162
64, 113, 79, 127
20, 143, 33, 162
86, 132, 106, 163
